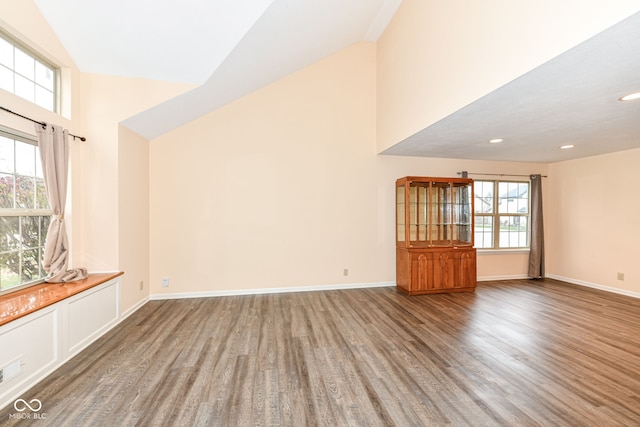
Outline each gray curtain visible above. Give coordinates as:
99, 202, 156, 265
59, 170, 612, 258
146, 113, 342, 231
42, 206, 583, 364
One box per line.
35, 124, 87, 283
528, 174, 544, 278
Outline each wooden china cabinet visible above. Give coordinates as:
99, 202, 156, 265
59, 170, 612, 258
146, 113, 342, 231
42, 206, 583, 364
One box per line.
395, 176, 477, 295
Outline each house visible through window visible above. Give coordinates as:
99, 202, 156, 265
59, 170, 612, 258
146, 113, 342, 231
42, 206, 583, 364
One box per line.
0, 31, 58, 112
474, 180, 530, 249
0, 129, 50, 292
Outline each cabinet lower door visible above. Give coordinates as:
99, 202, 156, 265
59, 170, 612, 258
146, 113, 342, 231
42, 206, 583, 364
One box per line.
453, 248, 477, 289
432, 250, 454, 290
398, 248, 476, 295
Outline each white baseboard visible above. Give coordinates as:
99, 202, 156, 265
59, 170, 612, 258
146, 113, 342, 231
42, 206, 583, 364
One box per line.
478, 274, 529, 282
546, 274, 640, 299
120, 295, 150, 320
150, 281, 395, 300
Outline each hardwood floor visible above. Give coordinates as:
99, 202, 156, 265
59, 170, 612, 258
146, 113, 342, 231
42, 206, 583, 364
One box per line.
2, 279, 640, 426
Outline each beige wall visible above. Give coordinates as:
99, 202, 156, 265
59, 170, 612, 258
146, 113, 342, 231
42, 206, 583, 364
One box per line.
376, 0, 640, 152
149, 43, 379, 294
547, 149, 640, 294
118, 125, 150, 311
149, 42, 548, 295
74, 73, 191, 312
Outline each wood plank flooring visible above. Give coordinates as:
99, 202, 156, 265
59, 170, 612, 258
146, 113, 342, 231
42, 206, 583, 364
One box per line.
2, 279, 640, 426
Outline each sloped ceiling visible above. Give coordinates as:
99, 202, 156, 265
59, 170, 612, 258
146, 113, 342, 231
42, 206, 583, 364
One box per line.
35, 0, 402, 138
34, 1, 640, 163
34, 0, 276, 84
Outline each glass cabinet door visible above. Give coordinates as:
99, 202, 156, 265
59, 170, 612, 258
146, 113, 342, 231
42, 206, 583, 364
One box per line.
396, 177, 474, 248
396, 185, 405, 243
430, 182, 452, 246
409, 183, 428, 244
452, 182, 473, 246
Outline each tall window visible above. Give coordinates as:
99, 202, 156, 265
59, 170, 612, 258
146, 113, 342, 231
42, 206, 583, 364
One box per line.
0, 130, 50, 292
0, 32, 58, 112
474, 180, 530, 249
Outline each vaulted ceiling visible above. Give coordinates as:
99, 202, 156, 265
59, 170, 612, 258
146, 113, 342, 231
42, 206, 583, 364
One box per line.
34, 1, 640, 163
35, 0, 402, 138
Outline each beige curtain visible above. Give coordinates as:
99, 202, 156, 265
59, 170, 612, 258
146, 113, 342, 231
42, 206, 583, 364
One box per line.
35, 124, 87, 283
528, 174, 544, 279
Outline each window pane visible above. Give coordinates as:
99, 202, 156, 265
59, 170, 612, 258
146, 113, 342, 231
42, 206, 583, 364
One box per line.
35, 60, 54, 90
0, 136, 14, 173
474, 181, 494, 214
15, 140, 36, 176
36, 178, 48, 209
21, 248, 41, 282
0, 174, 15, 208
498, 182, 529, 214
0, 252, 20, 290
0, 64, 13, 92
499, 215, 529, 248
474, 216, 493, 248
40, 215, 50, 238
0, 37, 13, 68
14, 73, 35, 102
35, 85, 54, 111
517, 183, 529, 214
35, 146, 43, 178
14, 47, 34, 80
21, 216, 40, 249
15, 175, 35, 209
0, 134, 50, 291
0, 216, 19, 252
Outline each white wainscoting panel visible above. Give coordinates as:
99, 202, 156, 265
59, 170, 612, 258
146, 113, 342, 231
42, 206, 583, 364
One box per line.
0, 276, 126, 411
68, 283, 119, 354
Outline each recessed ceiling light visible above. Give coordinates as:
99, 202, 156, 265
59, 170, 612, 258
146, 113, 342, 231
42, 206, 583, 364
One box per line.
489, 138, 503, 144
560, 144, 575, 149
619, 92, 640, 101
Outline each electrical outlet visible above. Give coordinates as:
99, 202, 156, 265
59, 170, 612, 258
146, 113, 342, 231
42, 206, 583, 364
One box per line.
162, 278, 170, 287
343, 268, 349, 276
139, 281, 144, 290
617, 272, 625, 281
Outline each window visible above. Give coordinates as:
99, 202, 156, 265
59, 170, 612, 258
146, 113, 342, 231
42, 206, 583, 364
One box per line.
0, 31, 58, 112
0, 129, 50, 292
474, 180, 529, 249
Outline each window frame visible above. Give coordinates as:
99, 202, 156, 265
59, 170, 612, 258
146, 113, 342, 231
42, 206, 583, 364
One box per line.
0, 29, 60, 113
474, 179, 531, 250
0, 127, 50, 295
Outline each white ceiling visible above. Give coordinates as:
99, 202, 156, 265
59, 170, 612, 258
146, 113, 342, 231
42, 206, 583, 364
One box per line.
34, 1, 640, 163
34, 0, 274, 84
35, 0, 402, 138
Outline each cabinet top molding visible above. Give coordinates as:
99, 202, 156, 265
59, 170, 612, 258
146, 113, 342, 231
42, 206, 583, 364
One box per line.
397, 176, 474, 184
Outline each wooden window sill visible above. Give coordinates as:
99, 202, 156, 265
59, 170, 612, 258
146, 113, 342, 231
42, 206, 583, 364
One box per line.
0, 272, 124, 327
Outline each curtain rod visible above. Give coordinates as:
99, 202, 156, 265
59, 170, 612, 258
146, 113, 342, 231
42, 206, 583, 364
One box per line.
457, 171, 547, 178
0, 106, 86, 142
